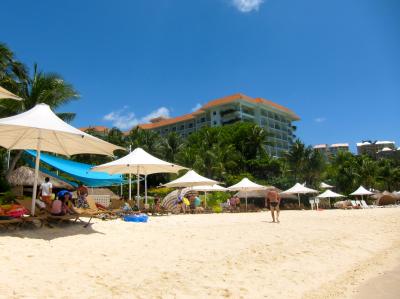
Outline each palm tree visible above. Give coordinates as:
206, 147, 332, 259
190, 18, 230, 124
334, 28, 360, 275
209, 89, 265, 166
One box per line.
3, 63, 79, 178
284, 140, 308, 181
0, 43, 29, 91
161, 132, 183, 162
125, 127, 162, 156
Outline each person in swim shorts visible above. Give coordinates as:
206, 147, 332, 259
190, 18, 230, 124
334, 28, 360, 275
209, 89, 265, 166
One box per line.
266, 189, 281, 223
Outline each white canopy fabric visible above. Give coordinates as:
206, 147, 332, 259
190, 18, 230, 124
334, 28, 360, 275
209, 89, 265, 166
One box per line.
317, 189, 344, 208
227, 178, 267, 192
0, 104, 121, 156
0, 104, 122, 214
192, 184, 227, 192
164, 170, 218, 188
317, 189, 344, 198
0, 86, 23, 101
281, 183, 318, 208
320, 182, 334, 189
350, 186, 374, 196
92, 147, 186, 175
281, 183, 318, 195
92, 147, 186, 204
227, 178, 267, 210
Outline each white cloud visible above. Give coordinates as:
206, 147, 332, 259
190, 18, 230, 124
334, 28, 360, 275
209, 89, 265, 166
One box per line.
232, 0, 264, 13
141, 107, 170, 123
314, 117, 326, 123
103, 106, 170, 130
191, 103, 202, 112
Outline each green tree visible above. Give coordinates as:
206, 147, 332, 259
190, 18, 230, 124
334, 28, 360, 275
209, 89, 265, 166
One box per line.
2, 63, 79, 178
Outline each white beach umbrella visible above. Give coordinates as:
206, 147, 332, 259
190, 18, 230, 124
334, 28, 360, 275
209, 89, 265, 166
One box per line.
227, 178, 267, 211
163, 170, 218, 188
0, 104, 122, 214
317, 189, 344, 207
320, 182, 334, 189
92, 147, 186, 206
281, 183, 318, 208
0, 86, 23, 101
192, 184, 228, 208
350, 185, 374, 201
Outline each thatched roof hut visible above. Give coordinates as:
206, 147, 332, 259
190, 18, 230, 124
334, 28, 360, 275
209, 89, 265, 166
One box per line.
7, 166, 74, 190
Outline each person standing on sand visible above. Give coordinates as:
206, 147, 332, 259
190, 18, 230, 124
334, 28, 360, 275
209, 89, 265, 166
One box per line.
266, 190, 281, 223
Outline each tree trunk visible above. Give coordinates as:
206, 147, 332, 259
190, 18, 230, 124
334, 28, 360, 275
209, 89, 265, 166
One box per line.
5, 150, 23, 180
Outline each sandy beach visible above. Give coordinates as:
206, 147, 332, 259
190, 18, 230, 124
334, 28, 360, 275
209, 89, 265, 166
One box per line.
1, 208, 399, 299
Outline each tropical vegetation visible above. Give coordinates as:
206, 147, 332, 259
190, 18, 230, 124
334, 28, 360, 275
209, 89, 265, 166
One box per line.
1, 42, 399, 201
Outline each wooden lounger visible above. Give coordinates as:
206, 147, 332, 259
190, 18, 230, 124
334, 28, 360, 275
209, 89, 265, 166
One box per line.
0, 217, 23, 230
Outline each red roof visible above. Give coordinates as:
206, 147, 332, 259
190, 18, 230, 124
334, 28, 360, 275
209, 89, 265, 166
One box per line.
79, 126, 109, 133
138, 113, 196, 130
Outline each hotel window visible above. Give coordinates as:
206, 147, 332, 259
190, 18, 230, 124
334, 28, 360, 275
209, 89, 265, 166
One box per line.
201, 117, 205, 122
172, 127, 176, 131
188, 123, 193, 128
213, 111, 217, 115
180, 125, 184, 130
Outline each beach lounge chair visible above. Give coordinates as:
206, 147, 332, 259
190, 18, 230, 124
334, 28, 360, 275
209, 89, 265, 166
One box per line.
360, 200, 371, 209
0, 217, 24, 230
350, 200, 358, 208
355, 200, 363, 207
17, 198, 92, 227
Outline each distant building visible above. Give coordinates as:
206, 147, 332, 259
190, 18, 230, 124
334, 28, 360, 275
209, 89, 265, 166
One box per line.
136, 93, 300, 156
313, 143, 349, 157
313, 144, 328, 155
357, 140, 396, 157
79, 126, 109, 137
329, 143, 350, 155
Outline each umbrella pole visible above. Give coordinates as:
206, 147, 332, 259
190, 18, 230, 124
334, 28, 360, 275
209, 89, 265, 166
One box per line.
204, 191, 207, 208
128, 144, 132, 201
7, 150, 10, 170
298, 193, 300, 209
128, 173, 132, 201
31, 137, 42, 216
137, 168, 140, 209
246, 191, 248, 211
145, 174, 148, 205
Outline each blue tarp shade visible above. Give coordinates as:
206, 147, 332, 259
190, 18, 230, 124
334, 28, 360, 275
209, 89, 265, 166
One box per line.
26, 150, 124, 187
25, 158, 78, 188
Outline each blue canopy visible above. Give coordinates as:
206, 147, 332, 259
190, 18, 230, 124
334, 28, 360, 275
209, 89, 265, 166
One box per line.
26, 150, 124, 187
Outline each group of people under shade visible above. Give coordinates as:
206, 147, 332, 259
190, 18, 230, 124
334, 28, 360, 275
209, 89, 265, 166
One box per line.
176, 194, 203, 213
38, 177, 90, 216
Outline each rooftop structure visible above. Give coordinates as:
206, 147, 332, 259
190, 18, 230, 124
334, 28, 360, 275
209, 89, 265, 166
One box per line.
357, 140, 396, 157
313, 143, 349, 157
137, 93, 300, 156
79, 126, 109, 137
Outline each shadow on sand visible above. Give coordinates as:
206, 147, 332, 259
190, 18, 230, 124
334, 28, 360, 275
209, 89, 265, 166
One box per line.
0, 220, 105, 241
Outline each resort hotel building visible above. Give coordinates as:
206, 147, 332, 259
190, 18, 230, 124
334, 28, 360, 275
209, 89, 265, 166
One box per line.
313, 143, 350, 157
137, 93, 300, 156
357, 140, 397, 158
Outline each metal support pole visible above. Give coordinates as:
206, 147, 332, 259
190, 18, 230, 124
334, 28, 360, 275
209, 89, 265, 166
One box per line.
7, 150, 10, 170
137, 167, 140, 209
31, 132, 42, 216
144, 174, 148, 205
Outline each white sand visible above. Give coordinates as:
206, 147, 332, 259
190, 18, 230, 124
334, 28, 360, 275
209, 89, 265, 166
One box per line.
0, 208, 399, 299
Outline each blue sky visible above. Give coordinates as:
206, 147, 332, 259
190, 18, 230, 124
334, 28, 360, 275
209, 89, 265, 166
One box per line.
1, 0, 399, 150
